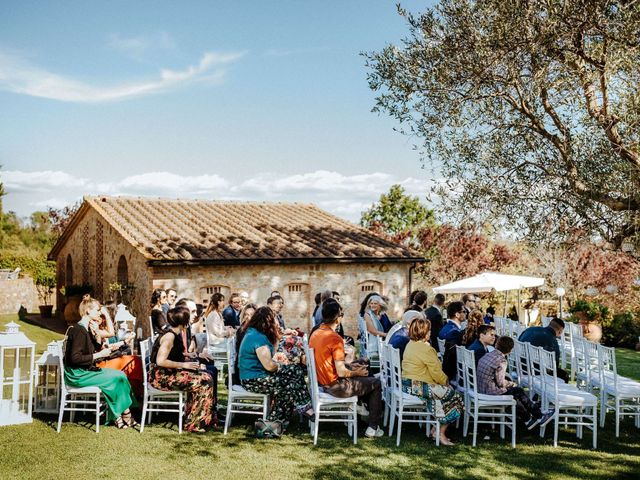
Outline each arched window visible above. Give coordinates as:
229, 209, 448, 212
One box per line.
65, 255, 73, 286
117, 255, 128, 285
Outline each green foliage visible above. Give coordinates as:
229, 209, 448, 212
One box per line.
569, 299, 610, 322
360, 184, 434, 236
601, 311, 640, 348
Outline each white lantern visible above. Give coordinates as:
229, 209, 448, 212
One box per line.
586, 286, 599, 296
0, 322, 36, 426
555, 287, 566, 297
34, 341, 60, 414
114, 303, 136, 334
605, 284, 619, 295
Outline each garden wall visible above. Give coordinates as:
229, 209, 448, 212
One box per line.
0, 277, 44, 314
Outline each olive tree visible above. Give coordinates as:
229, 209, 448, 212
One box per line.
365, 0, 640, 248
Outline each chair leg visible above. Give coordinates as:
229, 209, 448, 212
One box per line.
500, 408, 505, 439
178, 393, 183, 434
463, 407, 469, 437
383, 400, 389, 427
511, 405, 516, 448
600, 391, 606, 428
140, 396, 148, 433
57, 398, 66, 433
615, 397, 620, 438
592, 406, 598, 449
353, 408, 358, 445
70, 396, 75, 423
472, 405, 478, 447
396, 411, 403, 447
553, 410, 559, 447
313, 413, 320, 445
224, 397, 232, 435
577, 407, 583, 439
388, 398, 396, 437
95, 393, 100, 433
434, 420, 440, 447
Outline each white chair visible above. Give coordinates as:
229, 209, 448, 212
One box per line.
357, 314, 380, 369
538, 347, 598, 448
512, 340, 532, 389
387, 345, 440, 446
379, 337, 394, 427
304, 346, 358, 445
461, 348, 516, 448
597, 345, 640, 437
385, 322, 404, 345
139, 338, 185, 433
148, 316, 157, 344
572, 338, 589, 390
203, 323, 229, 372
437, 338, 446, 359
224, 336, 270, 434
56, 341, 106, 433
582, 340, 602, 394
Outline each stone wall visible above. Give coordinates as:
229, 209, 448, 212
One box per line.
0, 278, 40, 314
53, 207, 152, 324
151, 262, 411, 336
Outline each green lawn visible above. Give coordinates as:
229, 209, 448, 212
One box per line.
1, 313, 64, 354
0, 319, 638, 480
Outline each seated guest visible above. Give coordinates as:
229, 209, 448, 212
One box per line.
388, 310, 425, 362
407, 290, 428, 312
402, 317, 464, 445
477, 336, 554, 429
239, 306, 312, 431
311, 292, 322, 322
518, 317, 569, 383
309, 299, 384, 438
175, 298, 218, 380
204, 292, 235, 347
313, 289, 333, 327
267, 295, 286, 330
65, 296, 137, 428
222, 293, 242, 328
462, 309, 485, 347
379, 295, 394, 332
467, 325, 496, 366
425, 293, 445, 346
85, 298, 142, 398
150, 288, 169, 335
232, 303, 258, 385
149, 307, 217, 433
484, 306, 496, 325
439, 301, 465, 381
363, 294, 388, 340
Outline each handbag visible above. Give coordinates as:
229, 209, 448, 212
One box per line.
254, 419, 282, 439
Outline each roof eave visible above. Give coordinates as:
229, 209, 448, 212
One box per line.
147, 256, 426, 267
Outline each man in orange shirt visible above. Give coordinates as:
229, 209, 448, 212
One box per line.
309, 298, 384, 438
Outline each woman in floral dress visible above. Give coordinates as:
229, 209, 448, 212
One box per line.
149, 306, 217, 432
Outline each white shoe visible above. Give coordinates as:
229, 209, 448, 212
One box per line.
356, 404, 370, 417
364, 426, 384, 438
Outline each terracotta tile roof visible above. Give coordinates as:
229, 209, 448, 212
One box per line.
51, 196, 422, 264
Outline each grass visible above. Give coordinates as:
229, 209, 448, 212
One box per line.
1, 313, 64, 354
0, 317, 638, 480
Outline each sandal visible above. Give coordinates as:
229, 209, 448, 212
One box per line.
115, 417, 129, 429
122, 411, 139, 428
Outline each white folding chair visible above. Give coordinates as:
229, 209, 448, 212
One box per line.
148, 316, 157, 344
357, 314, 380, 369
538, 348, 598, 448
56, 341, 106, 433
437, 338, 446, 359
572, 338, 589, 390
461, 349, 516, 448
582, 340, 602, 394
597, 345, 640, 437
512, 340, 531, 389
387, 345, 440, 446
139, 338, 185, 433
379, 337, 394, 427
304, 346, 358, 445
224, 336, 270, 434
385, 322, 404, 344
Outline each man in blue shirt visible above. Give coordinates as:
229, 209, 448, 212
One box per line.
439, 301, 465, 381
467, 324, 496, 365
519, 317, 569, 382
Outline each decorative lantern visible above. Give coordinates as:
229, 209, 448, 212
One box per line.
605, 284, 619, 295
585, 287, 599, 297
0, 322, 36, 426
34, 341, 60, 414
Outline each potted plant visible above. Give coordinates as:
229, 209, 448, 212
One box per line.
61, 284, 93, 323
35, 269, 56, 318
569, 299, 609, 342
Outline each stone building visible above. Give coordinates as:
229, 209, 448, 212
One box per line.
48, 196, 422, 336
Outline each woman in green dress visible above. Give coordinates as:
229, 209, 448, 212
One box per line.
64, 295, 137, 428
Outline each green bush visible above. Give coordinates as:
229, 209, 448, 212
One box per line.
0, 252, 55, 282
602, 311, 640, 348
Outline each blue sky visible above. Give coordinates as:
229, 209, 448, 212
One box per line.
0, 1, 437, 222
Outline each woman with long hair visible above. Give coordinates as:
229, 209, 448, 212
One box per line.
149, 306, 217, 432
232, 303, 258, 385
363, 295, 387, 340
462, 309, 485, 347
238, 306, 311, 430
64, 295, 137, 428
150, 288, 168, 335
402, 317, 464, 445
204, 292, 235, 347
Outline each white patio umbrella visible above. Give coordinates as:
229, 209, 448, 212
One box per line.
433, 272, 545, 318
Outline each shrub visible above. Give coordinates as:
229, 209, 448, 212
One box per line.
601, 311, 640, 348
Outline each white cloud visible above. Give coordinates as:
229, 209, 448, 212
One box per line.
0, 49, 245, 103
1, 169, 434, 222
108, 32, 177, 59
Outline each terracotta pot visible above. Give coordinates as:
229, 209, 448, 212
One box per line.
38, 305, 53, 318
63, 296, 82, 323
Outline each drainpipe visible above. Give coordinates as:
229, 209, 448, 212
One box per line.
408, 263, 416, 299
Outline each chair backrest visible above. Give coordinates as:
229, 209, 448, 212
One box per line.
569, 322, 583, 339
539, 347, 559, 398
381, 343, 394, 392
385, 323, 404, 345
357, 314, 367, 350
437, 338, 446, 356
513, 340, 531, 381
572, 337, 587, 377
527, 343, 544, 380
583, 339, 600, 384
597, 344, 618, 389
541, 316, 552, 328
139, 338, 152, 395
455, 345, 466, 388
56, 341, 69, 394
227, 335, 237, 390
376, 336, 387, 383
460, 348, 478, 397
148, 316, 157, 343
304, 346, 320, 411
388, 346, 403, 402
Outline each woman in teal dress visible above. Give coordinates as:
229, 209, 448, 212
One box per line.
64, 295, 137, 428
